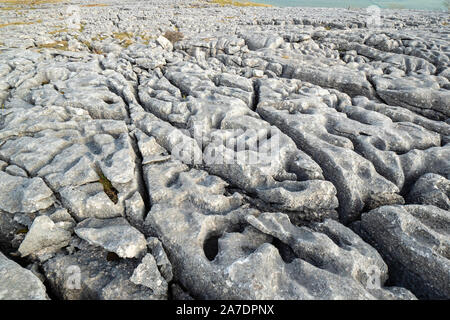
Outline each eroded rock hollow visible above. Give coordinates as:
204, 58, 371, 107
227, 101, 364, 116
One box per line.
0, 0, 448, 300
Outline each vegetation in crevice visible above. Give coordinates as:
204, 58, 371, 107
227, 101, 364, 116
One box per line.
209, 0, 271, 7
0, 19, 41, 28
163, 30, 184, 44
96, 168, 119, 204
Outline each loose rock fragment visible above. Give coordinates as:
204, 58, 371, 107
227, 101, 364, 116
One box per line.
74, 217, 147, 259
130, 253, 168, 296
18, 215, 72, 260
0, 252, 48, 300
0, 172, 54, 214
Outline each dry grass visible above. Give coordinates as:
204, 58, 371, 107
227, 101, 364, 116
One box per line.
210, 0, 271, 7
0, 19, 41, 28
37, 40, 68, 50
0, 0, 61, 6
163, 30, 184, 43
112, 32, 134, 48
92, 35, 107, 41
80, 3, 109, 7
78, 39, 103, 54
0, 0, 61, 4
16, 227, 28, 234
48, 27, 69, 35
137, 33, 153, 45
113, 32, 132, 41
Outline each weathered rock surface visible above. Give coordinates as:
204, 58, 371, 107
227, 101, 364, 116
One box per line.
130, 253, 168, 296
74, 217, 147, 259
407, 174, 450, 210
141, 137, 415, 299
0, 0, 448, 301
357, 205, 450, 299
18, 215, 72, 261
0, 252, 48, 300
0, 172, 54, 214
43, 244, 166, 300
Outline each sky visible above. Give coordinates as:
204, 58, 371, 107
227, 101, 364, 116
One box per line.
255, 0, 448, 11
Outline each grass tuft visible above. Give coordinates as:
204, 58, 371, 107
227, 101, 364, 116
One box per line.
80, 3, 108, 7
16, 228, 28, 234
0, 0, 61, 5
0, 19, 41, 28
37, 40, 68, 50
209, 0, 271, 7
97, 168, 119, 204
112, 32, 134, 48
163, 30, 184, 43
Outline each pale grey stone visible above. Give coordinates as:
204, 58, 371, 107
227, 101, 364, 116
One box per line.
43, 245, 163, 300
125, 192, 146, 229
156, 36, 173, 51
147, 237, 173, 282
18, 215, 72, 260
0, 252, 48, 300
75, 217, 147, 259
4, 165, 28, 177
407, 174, 450, 210
358, 205, 450, 299
130, 253, 168, 296
0, 171, 54, 214
0, 0, 449, 301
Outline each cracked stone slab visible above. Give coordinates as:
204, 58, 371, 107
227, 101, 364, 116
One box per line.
43, 245, 165, 300
357, 205, 450, 299
74, 217, 147, 259
0, 171, 54, 214
18, 215, 72, 261
141, 138, 415, 299
0, 0, 449, 302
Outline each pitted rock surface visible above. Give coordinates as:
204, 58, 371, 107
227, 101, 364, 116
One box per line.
0, 0, 448, 300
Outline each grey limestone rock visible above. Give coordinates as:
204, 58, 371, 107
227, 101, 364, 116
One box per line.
74, 217, 147, 259
0, 171, 54, 214
0, 252, 48, 300
407, 174, 450, 210
358, 205, 450, 299
43, 245, 165, 300
130, 253, 168, 296
18, 215, 72, 260
0, 0, 449, 301
147, 237, 173, 282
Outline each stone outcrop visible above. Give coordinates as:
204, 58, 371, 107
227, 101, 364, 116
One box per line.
0, 0, 448, 300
